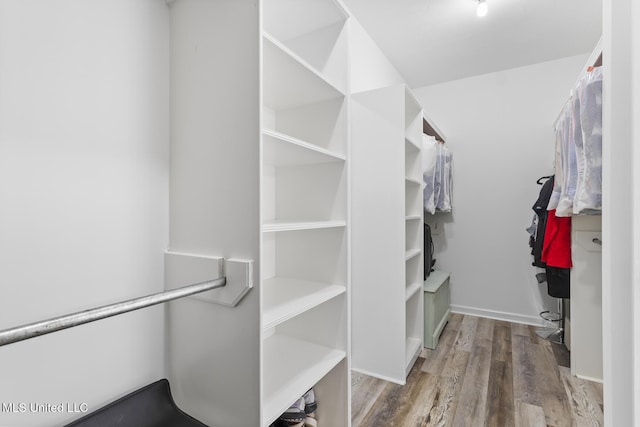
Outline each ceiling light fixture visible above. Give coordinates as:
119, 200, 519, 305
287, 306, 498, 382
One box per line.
477, 0, 488, 17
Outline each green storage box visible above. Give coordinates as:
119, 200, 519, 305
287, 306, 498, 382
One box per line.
424, 270, 451, 349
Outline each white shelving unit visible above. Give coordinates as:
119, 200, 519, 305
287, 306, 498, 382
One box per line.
261, 1, 350, 426
351, 84, 424, 384
167, 1, 350, 426
404, 89, 425, 378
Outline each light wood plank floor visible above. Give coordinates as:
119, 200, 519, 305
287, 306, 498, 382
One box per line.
352, 314, 603, 427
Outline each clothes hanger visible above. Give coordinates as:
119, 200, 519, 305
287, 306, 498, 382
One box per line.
536, 175, 553, 185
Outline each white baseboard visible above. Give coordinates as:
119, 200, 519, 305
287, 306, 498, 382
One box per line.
350, 367, 406, 386
576, 374, 603, 384
450, 304, 547, 327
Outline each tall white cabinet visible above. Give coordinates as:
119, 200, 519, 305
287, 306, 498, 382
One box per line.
167, 0, 350, 426
351, 84, 424, 384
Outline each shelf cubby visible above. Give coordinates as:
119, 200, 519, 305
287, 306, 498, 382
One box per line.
263, 0, 349, 93
406, 252, 422, 284
405, 218, 421, 252
261, 227, 347, 285
262, 37, 347, 155
262, 277, 346, 330
405, 146, 422, 182
405, 181, 422, 218
263, 36, 343, 110
262, 334, 346, 426
405, 281, 422, 302
262, 294, 348, 425
262, 161, 346, 225
405, 136, 421, 153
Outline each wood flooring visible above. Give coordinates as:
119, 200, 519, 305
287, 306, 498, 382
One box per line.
352, 314, 603, 427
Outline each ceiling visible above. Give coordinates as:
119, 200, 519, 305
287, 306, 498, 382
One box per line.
341, 0, 602, 88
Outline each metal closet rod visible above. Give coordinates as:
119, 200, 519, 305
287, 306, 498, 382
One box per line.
0, 277, 227, 347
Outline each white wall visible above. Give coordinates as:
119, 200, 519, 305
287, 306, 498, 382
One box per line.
0, 1, 170, 426
413, 54, 590, 324
349, 18, 405, 93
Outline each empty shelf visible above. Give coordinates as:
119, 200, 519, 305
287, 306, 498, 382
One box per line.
263, 35, 344, 111
405, 248, 421, 261
262, 277, 346, 330
405, 137, 421, 153
263, 129, 346, 166
405, 282, 422, 301
405, 177, 421, 186
263, 220, 346, 233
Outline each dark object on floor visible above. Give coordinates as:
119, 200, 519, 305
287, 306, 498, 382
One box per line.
64, 379, 208, 427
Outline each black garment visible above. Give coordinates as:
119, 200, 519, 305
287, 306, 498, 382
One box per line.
531, 176, 555, 267
545, 266, 570, 299
529, 175, 570, 299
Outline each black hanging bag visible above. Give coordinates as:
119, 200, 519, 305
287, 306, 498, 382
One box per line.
424, 224, 436, 279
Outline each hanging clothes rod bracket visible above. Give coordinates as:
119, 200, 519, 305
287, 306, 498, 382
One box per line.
164, 252, 253, 307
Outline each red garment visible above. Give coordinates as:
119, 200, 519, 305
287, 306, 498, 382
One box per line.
541, 209, 572, 268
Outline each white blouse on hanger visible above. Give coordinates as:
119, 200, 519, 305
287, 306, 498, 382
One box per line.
423, 134, 452, 214
550, 66, 603, 216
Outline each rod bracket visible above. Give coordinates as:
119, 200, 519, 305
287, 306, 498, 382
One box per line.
164, 251, 253, 307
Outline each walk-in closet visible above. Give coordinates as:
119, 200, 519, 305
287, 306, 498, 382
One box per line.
1, 0, 638, 426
